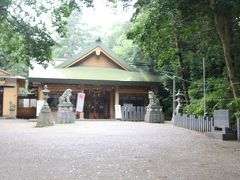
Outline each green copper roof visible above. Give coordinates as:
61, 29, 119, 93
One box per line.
29, 66, 162, 83
55, 40, 135, 71
29, 40, 164, 86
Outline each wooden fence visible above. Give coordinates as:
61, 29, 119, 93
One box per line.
174, 113, 213, 133
121, 106, 145, 121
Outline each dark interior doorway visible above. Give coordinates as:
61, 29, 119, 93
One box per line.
0, 87, 3, 117
83, 89, 110, 119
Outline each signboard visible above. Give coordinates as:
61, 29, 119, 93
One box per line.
76, 93, 85, 112
213, 109, 231, 129
36, 100, 44, 116
23, 99, 30, 107
115, 105, 122, 119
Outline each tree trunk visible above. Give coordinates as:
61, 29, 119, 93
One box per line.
176, 32, 190, 104
209, 0, 239, 99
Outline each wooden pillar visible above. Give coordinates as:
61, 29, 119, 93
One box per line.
79, 88, 85, 119
38, 85, 43, 100
110, 90, 114, 119
115, 86, 119, 105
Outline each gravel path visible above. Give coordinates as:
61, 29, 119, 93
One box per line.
0, 119, 239, 180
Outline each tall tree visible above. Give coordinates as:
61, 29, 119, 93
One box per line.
0, 0, 93, 70
103, 21, 142, 64
177, 0, 240, 99
53, 10, 100, 58
127, 0, 195, 103
208, 0, 240, 99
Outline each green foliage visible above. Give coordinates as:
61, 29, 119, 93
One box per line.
124, 0, 240, 124
52, 10, 99, 58
0, 0, 93, 74
103, 21, 143, 64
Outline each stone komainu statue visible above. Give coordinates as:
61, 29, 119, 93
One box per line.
59, 89, 72, 105
9, 101, 16, 111
148, 91, 160, 106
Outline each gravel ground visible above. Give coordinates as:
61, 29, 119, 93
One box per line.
0, 119, 240, 180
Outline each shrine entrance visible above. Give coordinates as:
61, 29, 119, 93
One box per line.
83, 89, 111, 119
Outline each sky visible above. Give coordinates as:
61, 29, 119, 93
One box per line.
81, 0, 135, 32
9, 0, 135, 39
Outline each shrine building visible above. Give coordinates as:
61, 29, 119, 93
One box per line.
28, 40, 162, 119
0, 69, 25, 117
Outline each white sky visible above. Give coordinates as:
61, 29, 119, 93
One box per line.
82, 0, 134, 32
9, 0, 135, 38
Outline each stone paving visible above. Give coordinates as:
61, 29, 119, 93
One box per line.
0, 119, 240, 180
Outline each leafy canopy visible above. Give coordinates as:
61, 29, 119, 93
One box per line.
0, 0, 93, 70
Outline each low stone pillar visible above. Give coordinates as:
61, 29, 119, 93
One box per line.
79, 112, 84, 120
36, 85, 54, 127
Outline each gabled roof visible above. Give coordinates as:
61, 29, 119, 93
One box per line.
55, 39, 135, 71
0, 69, 11, 75
29, 40, 163, 85
0, 69, 25, 79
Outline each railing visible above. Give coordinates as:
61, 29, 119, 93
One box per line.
174, 113, 213, 133
121, 106, 145, 121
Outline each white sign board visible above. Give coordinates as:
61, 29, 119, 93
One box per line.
36, 100, 44, 116
30, 99, 37, 107
115, 105, 122, 119
76, 93, 85, 112
23, 99, 30, 107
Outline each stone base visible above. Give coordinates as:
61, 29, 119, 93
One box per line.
206, 131, 237, 140
56, 111, 76, 124
144, 112, 164, 123
36, 111, 53, 127
144, 105, 164, 123
7, 116, 16, 119
79, 112, 84, 120
56, 103, 75, 124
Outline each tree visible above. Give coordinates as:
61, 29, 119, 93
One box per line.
177, 0, 240, 99
52, 10, 100, 58
0, 0, 93, 71
103, 21, 143, 64
127, 0, 197, 103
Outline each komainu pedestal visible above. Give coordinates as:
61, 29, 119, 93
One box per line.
56, 89, 76, 124
144, 91, 164, 123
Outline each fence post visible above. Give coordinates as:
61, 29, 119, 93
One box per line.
193, 116, 196, 131
204, 116, 207, 132
202, 116, 204, 132
198, 116, 201, 132
174, 113, 177, 126
187, 115, 190, 129
184, 114, 187, 129
141, 107, 145, 121
237, 119, 240, 141
206, 117, 209, 132
121, 106, 123, 120
210, 117, 214, 132
190, 115, 192, 130
208, 117, 211, 131
199, 116, 202, 132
